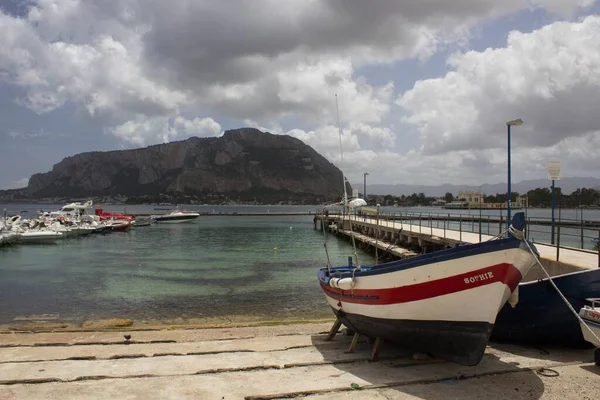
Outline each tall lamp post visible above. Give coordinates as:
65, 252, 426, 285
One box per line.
506, 118, 523, 231
363, 172, 370, 202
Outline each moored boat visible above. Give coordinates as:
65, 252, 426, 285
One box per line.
317, 212, 538, 366
579, 298, 600, 347
18, 230, 63, 244
153, 208, 199, 224
492, 268, 600, 348
108, 220, 132, 232
0, 232, 20, 246
133, 217, 153, 227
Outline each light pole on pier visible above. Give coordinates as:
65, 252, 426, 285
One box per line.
478, 186, 482, 243
547, 161, 561, 244
506, 118, 523, 231
363, 172, 369, 203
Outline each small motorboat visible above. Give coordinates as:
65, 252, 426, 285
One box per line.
153, 208, 199, 224
18, 230, 63, 244
317, 212, 538, 366
133, 217, 153, 227
109, 220, 132, 232
578, 298, 600, 366
92, 224, 112, 234
492, 268, 600, 347
579, 298, 600, 347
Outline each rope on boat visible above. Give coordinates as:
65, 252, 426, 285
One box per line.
523, 239, 600, 345
335, 93, 361, 270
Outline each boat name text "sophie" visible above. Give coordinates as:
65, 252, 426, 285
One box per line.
464, 271, 494, 285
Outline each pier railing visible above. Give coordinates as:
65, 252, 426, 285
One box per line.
318, 208, 600, 260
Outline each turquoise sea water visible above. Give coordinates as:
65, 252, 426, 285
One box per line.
0, 205, 374, 325
1, 203, 598, 326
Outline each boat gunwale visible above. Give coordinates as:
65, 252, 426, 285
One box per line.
319, 237, 530, 280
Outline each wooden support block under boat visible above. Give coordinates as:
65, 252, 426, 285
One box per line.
324, 318, 342, 341
370, 337, 383, 362
346, 332, 361, 353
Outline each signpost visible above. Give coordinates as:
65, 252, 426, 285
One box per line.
547, 161, 561, 245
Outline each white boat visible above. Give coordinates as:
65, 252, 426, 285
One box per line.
42, 200, 93, 220
0, 231, 20, 246
18, 230, 63, 244
579, 298, 600, 347
153, 209, 200, 224
579, 298, 600, 365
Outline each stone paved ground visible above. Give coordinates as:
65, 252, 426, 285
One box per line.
1, 322, 598, 399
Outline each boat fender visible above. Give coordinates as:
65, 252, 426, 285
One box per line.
337, 277, 355, 290
329, 278, 340, 288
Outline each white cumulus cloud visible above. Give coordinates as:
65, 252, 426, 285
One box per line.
397, 16, 600, 155
109, 116, 222, 146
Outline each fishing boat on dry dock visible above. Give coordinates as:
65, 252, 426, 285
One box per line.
318, 212, 538, 366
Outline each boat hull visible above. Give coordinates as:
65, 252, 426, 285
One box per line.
18, 231, 63, 243
580, 319, 600, 347
154, 215, 198, 224
111, 223, 131, 232
492, 269, 600, 348
332, 309, 493, 366
318, 236, 537, 366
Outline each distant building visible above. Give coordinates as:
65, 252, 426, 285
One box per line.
443, 190, 527, 210
431, 199, 447, 206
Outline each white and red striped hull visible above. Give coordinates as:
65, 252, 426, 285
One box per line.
318, 238, 537, 366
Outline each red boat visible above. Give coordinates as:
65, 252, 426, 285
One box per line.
109, 221, 132, 232
94, 205, 135, 221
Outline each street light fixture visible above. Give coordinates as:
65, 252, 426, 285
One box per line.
506, 118, 523, 232
363, 172, 370, 203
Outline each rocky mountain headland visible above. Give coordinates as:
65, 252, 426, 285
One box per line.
0, 128, 348, 204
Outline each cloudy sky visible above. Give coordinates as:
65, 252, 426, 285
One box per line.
1, 0, 599, 189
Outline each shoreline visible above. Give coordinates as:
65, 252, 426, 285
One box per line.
0, 321, 598, 399
0, 316, 336, 334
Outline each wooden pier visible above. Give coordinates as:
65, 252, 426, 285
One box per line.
315, 213, 599, 276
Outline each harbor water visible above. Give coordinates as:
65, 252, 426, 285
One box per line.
1, 203, 598, 326
0, 204, 374, 326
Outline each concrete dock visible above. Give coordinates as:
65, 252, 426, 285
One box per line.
1, 322, 599, 399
